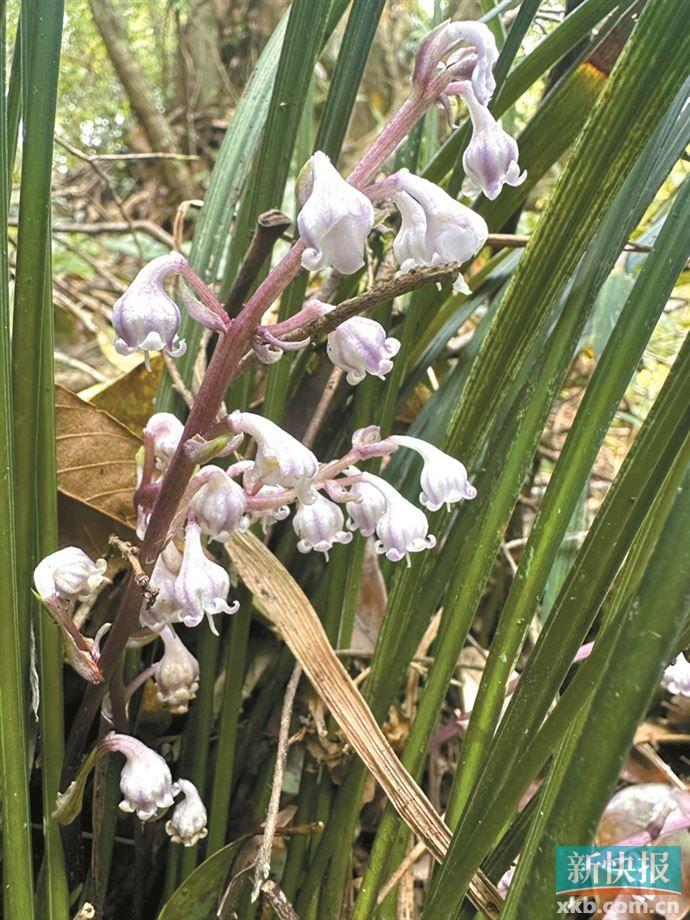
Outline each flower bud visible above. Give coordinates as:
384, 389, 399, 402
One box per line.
228, 410, 319, 505
166, 779, 208, 846
112, 252, 187, 368
34, 547, 107, 608
460, 84, 526, 200
175, 519, 239, 629
293, 494, 352, 558
297, 151, 374, 275
392, 169, 488, 271
102, 732, 175, 820
662, 653, 690, 697
189, 466, 248, 542
345, 472, 388, 538
326, 313, 400, 386
143, 412, 185, 471
154, 626, 200, 714
359, 472, 436, 564
392, 435, 476, 511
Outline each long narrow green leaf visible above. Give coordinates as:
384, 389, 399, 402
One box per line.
431, 333, 690, 903
501, 466, 690, 920
448, 175, 690, 826
0, 3, 34, 918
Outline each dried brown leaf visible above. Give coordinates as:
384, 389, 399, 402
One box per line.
225, 530, 502, 920
56, 384, 140, 528
81, 355, 163, 436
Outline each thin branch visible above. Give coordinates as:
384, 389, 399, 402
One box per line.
89, 151, 200, 161
260, 880, 300, 920
302, 367, 344, 449
251, 663, 302, 903
163, 352, 195, 410
224, 209, 292, 317
10, 218, 175, 247
107, 537, 158, 607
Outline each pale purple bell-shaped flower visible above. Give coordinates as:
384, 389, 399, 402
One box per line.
174, 519, 239, 630
112, 252, 187, 368
661, 653, 690, 697
102, 732, 175, 821
143, 412, 185, 471
140, 542, 184, 631
166, 779, 208, 846
189, 466, 248, 542
392, 169, 488, 270
293, 493, 353, 558
460, 84, 526, 200
393, 190, 431, 274
154, 625, 200, 714
413, 20, 498, 106
345, 473, 389, 538
297, 151, 374, 275
393, 435, 476, 511
358, 471, 436, 564
326, 311, 401, 385
34, 547, 107, 608
228, 410, 319, 504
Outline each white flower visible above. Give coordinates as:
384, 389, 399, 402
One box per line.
174, 520, 239, 629
460, 84, 526, 200
413, 20, 498, 106
393, 435, 476, 511
297, 151, 374, 275
246, 483, 292, 533
189, 466, 248, 542
293, 494, 353, 558
661, 653, 690, 697
143, 413, 185, 471
34, 547, 107, 607
392, 169, 488, 270
112, 252, 187, 368
359, 472, 436, 564
103, 732, 175, 821
166, 779, 208, 847
154, 626, 200, 714
140, 541, 184, 631
326, 313, 401, 385
228, 410, 319, 504
346, 475, 388, 538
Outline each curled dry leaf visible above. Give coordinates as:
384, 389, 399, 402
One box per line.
81, 354, 163, 436
225, 530, 502, 920
56, 384, 140, 529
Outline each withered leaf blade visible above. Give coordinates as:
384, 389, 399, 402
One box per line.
56, 384, 140, 529
225, 530, 502, 919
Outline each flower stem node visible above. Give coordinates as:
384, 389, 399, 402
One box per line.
112, 252, 187, 369
166, 779, 208, 847
102, 732, 175, 821
297, 151, 374, 275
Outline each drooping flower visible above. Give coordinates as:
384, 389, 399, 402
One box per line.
297, 151, 374, 275
358, 472, 436, 564
143, 412, 185, 471
345, 474, 389, 538
326, 311, 401, 385
227, 410, 319, 504
392, 435, 476, 511
392, 169, 488, 272
174, 519, 239, 630
293, 493, 353, 558
459, 84, 526, 200
102, 732, 175, 820
189, 466, 248, 542
166, 779, 208, 847
246, 483, 292, 533
112, 252, 187, 368
34, 547, 108, 608
153, 626, 200, 714
661, 653, 690, 698
413, 20, 498, 106
140, 541, 184, 631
